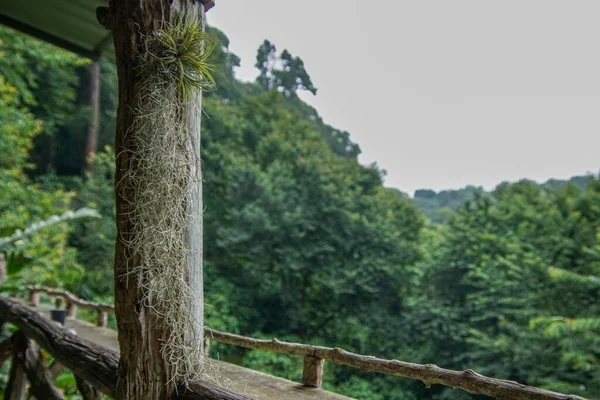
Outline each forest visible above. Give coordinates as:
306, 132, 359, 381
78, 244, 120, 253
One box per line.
0, 23, 599, 399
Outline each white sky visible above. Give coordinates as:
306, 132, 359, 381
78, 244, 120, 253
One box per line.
207, 1, 600, 196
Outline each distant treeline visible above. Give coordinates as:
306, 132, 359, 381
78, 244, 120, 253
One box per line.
414, 174, 597, 222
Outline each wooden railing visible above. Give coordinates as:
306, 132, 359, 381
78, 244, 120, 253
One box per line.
27, 286, 113, 327
15, 286, 589, 400
0, 295, 251, 400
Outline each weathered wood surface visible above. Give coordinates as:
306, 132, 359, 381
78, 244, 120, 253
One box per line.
0, 296, 118, 397
5, 296, 351, 399
204, 329, 588, 400
1, 296, 353, 399
21, 334, 65, 400
6, 332, 27, 400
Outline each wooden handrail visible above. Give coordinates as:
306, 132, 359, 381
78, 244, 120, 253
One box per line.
27, 286, 112, 327
0, 295, 253, 400
15, 287, 590, 400
28, 286, 114, 312
203, 330, 587, 400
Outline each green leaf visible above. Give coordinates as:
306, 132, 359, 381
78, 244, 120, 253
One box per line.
0, 225, 21, 237
6, 251, 34, 275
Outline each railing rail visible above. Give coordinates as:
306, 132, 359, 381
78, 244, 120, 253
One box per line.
0, 295, 252, 400
18, 286, 589, 400
28, 286, 112, 327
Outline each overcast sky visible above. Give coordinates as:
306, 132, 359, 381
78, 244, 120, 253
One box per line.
207, 1, 600, 196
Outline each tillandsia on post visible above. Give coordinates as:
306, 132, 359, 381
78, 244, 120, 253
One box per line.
123, 17, 215, 384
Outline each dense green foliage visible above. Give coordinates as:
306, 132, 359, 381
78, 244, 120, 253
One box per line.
0, 24, 598, 400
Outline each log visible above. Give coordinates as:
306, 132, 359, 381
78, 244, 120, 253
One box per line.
0, 296, 254, 400
22, 337, 64, 400
6, 332, 27, 400
204, 328, 588, 400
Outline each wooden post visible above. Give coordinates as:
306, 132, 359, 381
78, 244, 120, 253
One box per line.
22, 337, 65, 400
302, 356, 324, 388
29, 289, 40, 308
66, 300, 77, 318
203, 336, 211, 356
84, 60, 101, 172
96, 310, 107, 328
6, 332, 27, 400
102, 1, 212, 399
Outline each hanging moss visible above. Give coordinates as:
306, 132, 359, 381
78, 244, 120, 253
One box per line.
123, 17, 215, 385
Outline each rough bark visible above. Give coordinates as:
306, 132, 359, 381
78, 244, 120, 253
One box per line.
204, 328, 588, 400
6, 332, 27, 400
0, 296, 252, 400
84, 60, 101, 172
22, 338, 64, 400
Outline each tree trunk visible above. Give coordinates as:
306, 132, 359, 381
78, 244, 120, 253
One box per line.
104, 1, 208, 399
84, 60, 101, 172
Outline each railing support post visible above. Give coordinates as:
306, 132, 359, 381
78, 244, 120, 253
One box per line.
302, 355, 324, 388
66, 301, 77, 319
96, 310, 107, 328
203, 336, 211, 356
29, 289, 40, 308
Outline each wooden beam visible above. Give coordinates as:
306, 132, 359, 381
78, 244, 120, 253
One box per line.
0, 296, 254, 400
